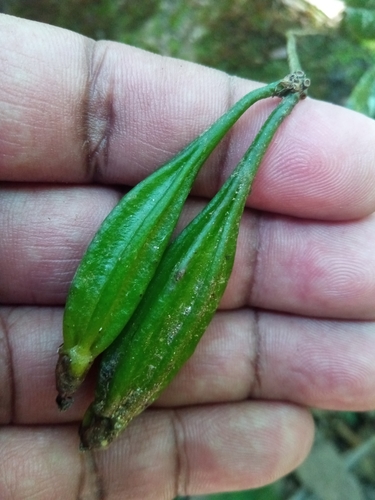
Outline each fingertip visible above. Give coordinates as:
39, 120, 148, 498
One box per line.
248, 99, 375, 220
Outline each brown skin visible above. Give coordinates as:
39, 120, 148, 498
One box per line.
1, 13, 375, 500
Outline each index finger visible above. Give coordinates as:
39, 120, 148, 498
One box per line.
1, 14, 375, 220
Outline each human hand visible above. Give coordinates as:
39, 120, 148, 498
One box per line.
1, 14, 375, 500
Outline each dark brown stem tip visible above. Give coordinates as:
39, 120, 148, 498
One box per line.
56, 394, 74, 411
55, 352, 86, 411
79, 407, 115, 451
274, 71, 311, 99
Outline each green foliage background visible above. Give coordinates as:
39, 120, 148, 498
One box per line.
1, 0, 375, 108
1, 1, 374, 499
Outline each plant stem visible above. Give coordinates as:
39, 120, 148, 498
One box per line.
286, 30, 302, 72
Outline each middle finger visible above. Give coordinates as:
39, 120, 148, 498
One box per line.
1, 184, 375, 319
1, 306, 375, 425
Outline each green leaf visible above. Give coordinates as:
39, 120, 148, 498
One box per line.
346, 64, 375, 118
344, 8, 375, 40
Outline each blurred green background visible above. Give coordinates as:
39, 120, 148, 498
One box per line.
1, 1, 375, 499
1, 0, 375, 112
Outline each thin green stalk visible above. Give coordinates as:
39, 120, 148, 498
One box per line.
286, 31, 302, 72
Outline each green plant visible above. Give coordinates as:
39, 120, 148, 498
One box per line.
79, 74, 307, 450
56, 79, 292, 410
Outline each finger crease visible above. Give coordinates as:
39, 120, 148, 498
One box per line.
83, 40, 116, 184
170, 409, 189, 498
246, 212, 263, 396
249, 308, 262, 397
0, 310, 16, 424
247, 210, 261, 305
77, 450, 106, 500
